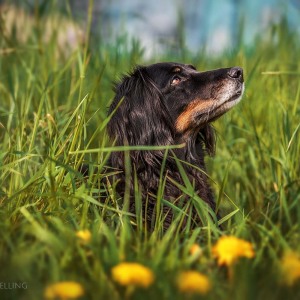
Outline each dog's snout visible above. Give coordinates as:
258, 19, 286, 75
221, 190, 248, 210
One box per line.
228, 67, 243, 82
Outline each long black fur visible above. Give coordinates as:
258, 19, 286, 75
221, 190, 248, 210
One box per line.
106, 62, 244, 229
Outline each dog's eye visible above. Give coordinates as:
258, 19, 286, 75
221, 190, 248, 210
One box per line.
171, 76, 181, 85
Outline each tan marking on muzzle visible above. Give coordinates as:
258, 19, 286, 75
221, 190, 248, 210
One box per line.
175, 99, 215, 133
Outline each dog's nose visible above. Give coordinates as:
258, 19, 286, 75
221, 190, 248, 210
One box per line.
228, 67, 243, 82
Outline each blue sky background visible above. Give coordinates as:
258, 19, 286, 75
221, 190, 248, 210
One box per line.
93, 0, 300, 55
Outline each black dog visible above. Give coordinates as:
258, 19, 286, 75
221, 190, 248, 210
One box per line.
106, 62, 244, 228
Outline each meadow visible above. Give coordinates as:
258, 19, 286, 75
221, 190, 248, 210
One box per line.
0, 3, 300, 300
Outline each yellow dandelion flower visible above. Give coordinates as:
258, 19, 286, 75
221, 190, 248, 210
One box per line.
190, 244, 203, 256
111, 262, 154, 288
212, 236, 255, 266
177, 271, 211, 295
280, 251, 300, 286
44, 281, 84, 299
76, 229, 91, 244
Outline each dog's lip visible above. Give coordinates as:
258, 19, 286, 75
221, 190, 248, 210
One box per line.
236, 89, 242, 96
224, 85, 244, 104
207, 85, 244, 121
226, 90, 242, 102
190, 83, 244, 128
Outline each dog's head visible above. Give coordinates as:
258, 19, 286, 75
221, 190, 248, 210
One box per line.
146, 62, 244, 134
108, 62, 244, 156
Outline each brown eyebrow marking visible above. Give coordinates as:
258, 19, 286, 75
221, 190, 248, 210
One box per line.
172, 67, 182, 73
175, 99, 214, 132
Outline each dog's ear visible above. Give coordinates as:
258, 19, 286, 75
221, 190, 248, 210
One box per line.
199, 125, 216, 156
107, 66, 174, 148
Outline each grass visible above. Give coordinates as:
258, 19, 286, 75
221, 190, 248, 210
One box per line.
1, 2, 300, 300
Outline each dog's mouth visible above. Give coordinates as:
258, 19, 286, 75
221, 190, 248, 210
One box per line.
175, 82, 244, 134
199, 82, 245, 124
227, 87, 243, 102
216, 83, 244, 109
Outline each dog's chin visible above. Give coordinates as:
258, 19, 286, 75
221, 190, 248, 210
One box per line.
196, 83, 244, 126
216, 87, 244, 113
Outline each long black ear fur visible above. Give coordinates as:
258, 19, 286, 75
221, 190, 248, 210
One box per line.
107, 66, 176, 170
107, 66, 174, 147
